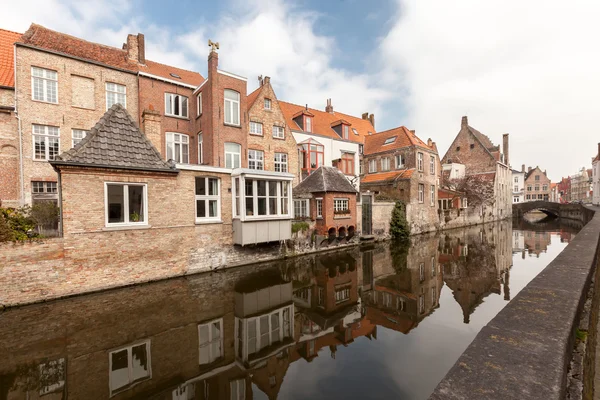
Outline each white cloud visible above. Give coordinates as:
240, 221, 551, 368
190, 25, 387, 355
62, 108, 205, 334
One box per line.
379, 0, 600, 179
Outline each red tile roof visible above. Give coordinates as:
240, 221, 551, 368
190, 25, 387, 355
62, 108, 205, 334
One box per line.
247, 87, 261, 108
361, 169, 415, 183
0, 28, 22, 87
364, 126, 434, 155
279, 100, 374, 143
19, 24, 203, 86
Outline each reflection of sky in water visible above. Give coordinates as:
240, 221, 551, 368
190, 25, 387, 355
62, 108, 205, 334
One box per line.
274, 232, 570, 400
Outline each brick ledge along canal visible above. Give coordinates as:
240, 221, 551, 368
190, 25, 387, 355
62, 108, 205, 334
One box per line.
0, 219, 581, 399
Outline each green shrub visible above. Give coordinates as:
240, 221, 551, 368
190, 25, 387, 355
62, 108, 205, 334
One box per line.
0, 206, 39, 242
292, 221, 310, 234
31, 201, 60, 230
390, 201, 410, 240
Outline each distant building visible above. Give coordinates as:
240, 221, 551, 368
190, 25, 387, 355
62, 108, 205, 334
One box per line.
570, 167, 591, 203
550, 183, 559, 202
557, 177, 571, 203
593, 143, 600, 205
512, 165, 525, 203
524, 166, 551, 202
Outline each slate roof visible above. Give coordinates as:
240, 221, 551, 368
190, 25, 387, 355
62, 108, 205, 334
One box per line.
293, 166, 357, 196
52, 104, 177, 173
364, 126, 434, 155
0, 28, 22, 87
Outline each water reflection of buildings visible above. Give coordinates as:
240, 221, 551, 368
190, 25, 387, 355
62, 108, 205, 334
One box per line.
0, 222, 516, 399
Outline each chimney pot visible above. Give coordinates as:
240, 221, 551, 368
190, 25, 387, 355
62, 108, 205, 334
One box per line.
461, 116, 468, 128
362, 112, 369, 120
528, 166, 532, 172
522, 164, 525, 173
325, 98, 333, 113
598, 142, 600, 157
369, 113, 375, 129
137, 33, 145, 64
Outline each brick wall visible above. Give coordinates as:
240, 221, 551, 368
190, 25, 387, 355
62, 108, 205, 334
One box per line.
0, 87, 19, 206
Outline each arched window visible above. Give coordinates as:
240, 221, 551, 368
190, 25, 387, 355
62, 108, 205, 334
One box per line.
225, 142, 241, 169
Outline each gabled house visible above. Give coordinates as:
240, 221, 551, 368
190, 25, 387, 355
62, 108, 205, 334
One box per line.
361, 126, 440, 234
523, 166, 551, 202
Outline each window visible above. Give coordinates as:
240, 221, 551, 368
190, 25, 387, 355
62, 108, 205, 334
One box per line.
352, 128, 358, 136
430, 156, 435, 174
417, 153, 423, 171
294, 199, 309, 218
244, 179, 290, 217
334, 198, 349, 212
396, 154, 405, 169
538, 194, 543, 200
33, 125, 59, 161
241, 306, 292, 358
166, 133, 189, 163
343, 125, 349, 140
165, 93, 189, 118
432, 287, 437, 304
304, 116, 312, 132
462, 198, 468, 208
430, 185, 435, 206
456, 146, 461, 151
230, 379, 245, 400
335, 286, 350, 303
273, 125, 285, 139
535, 185, 539, 191
224, 89, 240, 125
299, 142, 324, 171
39, 358, 65, 395
109, 341, 151, 395
514, 177, 518, 183
535, 175, 540, 181
369, 159, 377, 173
197, 93, 202, 116
195, 177, 220, 222
71, 129, 88, 147
316, 198, 323, 218
431, 256, 436, 276
106, 82, 126, 109
248, 150, 264, 170
383, 136, 397, 145
359, 162, 363, 175
418, 184, 424, 203
31, 67, 57, 103
543, 184, 548, 191
274, 153, 288, 172
381, 157, 390, 171
264, 98, 272, 110
105, 183, 146, 226
514, 185, 518, 192
526, 194, 531, 200
249, 121, 263, 135
32, 181, 57, 194
225, 143, 241, 168
419, 263, 425, 281
199, 319, 223, 365
527, 185, 532, 191
397, 297, 406, 311
198, 133, 203, 164
341, 153, 355, 175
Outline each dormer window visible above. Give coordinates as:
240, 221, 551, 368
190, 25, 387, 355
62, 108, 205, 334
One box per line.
305, 116, 312, 133
383, 136, 397, 145
264, 98, 272, 110
343, 125, 349, 140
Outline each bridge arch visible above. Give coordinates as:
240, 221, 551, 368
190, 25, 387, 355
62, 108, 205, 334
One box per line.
513, 200, 560, 218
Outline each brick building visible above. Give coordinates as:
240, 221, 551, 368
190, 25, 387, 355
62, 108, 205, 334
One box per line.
557, 176, 571, 203
523, 166, 551, 202
570, 167, 591, 203
361, 126, 440, 234
593, 143, 600, 205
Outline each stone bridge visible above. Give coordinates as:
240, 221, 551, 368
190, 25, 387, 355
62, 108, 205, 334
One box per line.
513, 200, 594, 221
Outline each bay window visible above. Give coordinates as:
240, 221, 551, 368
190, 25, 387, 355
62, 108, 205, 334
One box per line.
274, 153, 288, 172
224, 89, 240, 125
165, 93, 189, 118
248, 150, 264, 170
195, 177, 220, 222
239, 179, 290, 218
166, 132, 189, 163
299, 142, 324, 172
105, 183, 147, 226
225, 142, 241, 169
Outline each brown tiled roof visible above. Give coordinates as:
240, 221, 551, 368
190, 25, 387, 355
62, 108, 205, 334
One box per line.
364, 126, 433, 155
279, 101, 374, 143
0, 28, 22, 87
52, 104, 176, 172
247, 87, 261, 108
293, 166, 357, 196
361, 169, 415, 183
19, 24, 204, 86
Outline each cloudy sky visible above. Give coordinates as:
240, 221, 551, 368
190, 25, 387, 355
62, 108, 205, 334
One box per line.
4, 0, 600, 179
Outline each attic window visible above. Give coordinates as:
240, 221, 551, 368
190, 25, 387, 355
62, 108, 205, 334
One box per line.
383, 136, 397, 145
169, 73, 182, 79
470, 144, 474, 149
352, 128, 358, 136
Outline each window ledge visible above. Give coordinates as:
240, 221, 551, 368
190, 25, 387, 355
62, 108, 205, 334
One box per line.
224, 123, 242, 129
71, 105, 96, 111
165, 114, 190, 121
32, 99, 59, 105
333, 215, 352, 220
249, 133, 264, 137
195, 219, 223, 225
102, 224, 151, 231
272, 136, 286, 140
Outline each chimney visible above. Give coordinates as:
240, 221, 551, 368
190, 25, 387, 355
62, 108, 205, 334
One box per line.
258, 75, 263, 86
427, 138, 432, 147
125, 33, 145, 64
208, 45, 219, 78
362, 112, 369, 120
461, 116, 468, 128
528, 166, 532, 172
544, 170, 547, 176
325, 98, 333, 113
522, 164, 525, 173
264, 76, 270, 85
598, 142, 600, 157
369, 113, 375, 129
502, 133, 509, 166
142, 108, 162, 155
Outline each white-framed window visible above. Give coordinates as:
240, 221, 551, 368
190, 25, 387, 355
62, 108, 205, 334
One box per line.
343, 125, 349, 140
105, 183, 147, 226
304, 116, 312, 132
294, 199, 309, 218
383, 136, 397, 145
395, 154, 405, 169
32, 181, 57, 194
368, 159, 377, 173
514, 185, 518, 192
543, 184, 548, 191
418, 183, 424, 203
106, 82, 126, 110
359, 162, 363, 175
199, 319, 223, 365
38, 358, 65, 395
514, 176, 518, 183
109, 341, 151, 396
166, 133, 189, 163
274, 153, 288, 172
165, 93, 189, 118
248, 150, 264, 170
462, 198, 468, 208
264, 98, 272, 110
249, 121, 263, 135
71, 129, 88, 147
225, 142, 241, 168
31, 67, 57, 103
417, 153, 424, 171
430, 155, 435, 174
237, 305, 293, 362
335, 286, 350, 303
244, 179, 290, 217
195, 177, 220, 222
430, 185, 435, 206
198, 133, 203, 164
381, 157, 390, 171
197, 93, 202, 116
224, 89, 240, 125
334, 198, 349, 212
32, 125, 60, 161
397, 297, 406, 311
316, 198, 323, 218
273, 125, 285, 139
230, 379, 246, 400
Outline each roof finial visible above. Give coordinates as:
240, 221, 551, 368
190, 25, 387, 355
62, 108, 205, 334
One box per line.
208, 39, 220, 52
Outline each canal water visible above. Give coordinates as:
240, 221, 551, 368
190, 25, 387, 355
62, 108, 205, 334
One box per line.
0, 219, 582, 400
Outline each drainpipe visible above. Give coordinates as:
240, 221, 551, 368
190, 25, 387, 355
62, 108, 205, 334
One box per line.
57, 171, 63, 237
14, 44, 25, 205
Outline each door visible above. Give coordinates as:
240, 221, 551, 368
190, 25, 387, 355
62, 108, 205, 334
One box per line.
361, 194, 372, 235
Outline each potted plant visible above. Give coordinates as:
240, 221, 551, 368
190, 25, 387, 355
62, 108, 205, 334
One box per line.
130, 211, 141, 222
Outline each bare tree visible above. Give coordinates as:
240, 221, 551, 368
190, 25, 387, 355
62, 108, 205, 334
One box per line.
447, 175, 496, 222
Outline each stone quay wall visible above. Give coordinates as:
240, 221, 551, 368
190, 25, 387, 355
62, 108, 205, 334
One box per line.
430, 205, 599, 400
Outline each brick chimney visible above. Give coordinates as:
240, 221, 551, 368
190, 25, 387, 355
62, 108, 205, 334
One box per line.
125, 33, 145, 64
362, 112, 369, 120
325, 98, 333, 113
427, 138, 432, 147
528, 166, 532, 173
598, 142, 600, 158
368, 113, 375, 129
522, 164, 525, 173
208, 47, 219, 77
502, 133, 509, 166
461, 116, 468, 128
142, 108, 162, 155
263, 76, 270, 85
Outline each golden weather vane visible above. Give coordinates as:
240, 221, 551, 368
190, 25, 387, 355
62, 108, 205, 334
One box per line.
208, 39, 220, 52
